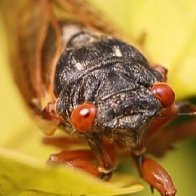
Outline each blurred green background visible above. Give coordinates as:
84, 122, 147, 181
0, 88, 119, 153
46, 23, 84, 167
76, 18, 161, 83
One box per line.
0, 0, 196, 195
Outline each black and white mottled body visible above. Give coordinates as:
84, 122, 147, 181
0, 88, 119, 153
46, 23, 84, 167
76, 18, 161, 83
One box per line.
54, 25, 164, 148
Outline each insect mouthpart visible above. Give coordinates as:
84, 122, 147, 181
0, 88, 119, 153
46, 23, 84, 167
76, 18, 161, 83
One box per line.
95, 86, 163, 147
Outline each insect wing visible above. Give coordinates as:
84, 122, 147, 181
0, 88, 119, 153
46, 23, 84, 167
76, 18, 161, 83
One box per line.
2, 0, 119, 111
1, 0, 120, 134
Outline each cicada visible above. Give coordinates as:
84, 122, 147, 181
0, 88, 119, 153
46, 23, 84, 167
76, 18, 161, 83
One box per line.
2, 0, 196, 195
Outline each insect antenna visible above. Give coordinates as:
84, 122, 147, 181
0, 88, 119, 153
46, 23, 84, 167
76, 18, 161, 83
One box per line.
176, 102, 196, 116
177, 112, 196, 116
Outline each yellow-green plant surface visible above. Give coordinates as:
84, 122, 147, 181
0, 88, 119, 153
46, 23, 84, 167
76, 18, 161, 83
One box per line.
0, 0, 196, 196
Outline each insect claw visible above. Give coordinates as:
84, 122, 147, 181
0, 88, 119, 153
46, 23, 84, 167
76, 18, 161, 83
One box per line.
150, 185, 154, 194
137, 155, 143, 167
47, 154, 59, 165
132, 153, 144, 176
98, 169, 113, 181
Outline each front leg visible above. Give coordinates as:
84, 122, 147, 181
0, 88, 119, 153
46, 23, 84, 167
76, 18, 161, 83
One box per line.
48, 149, 99, 177
132, 153, 176, 196
47, 138, 116, 180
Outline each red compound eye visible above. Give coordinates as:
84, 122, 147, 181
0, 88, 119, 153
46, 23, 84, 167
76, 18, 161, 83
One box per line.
151, 83, 175, 108
70, 103, 96, 133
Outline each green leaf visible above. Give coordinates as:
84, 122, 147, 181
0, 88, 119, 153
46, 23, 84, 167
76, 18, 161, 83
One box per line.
0, 148, 143, 196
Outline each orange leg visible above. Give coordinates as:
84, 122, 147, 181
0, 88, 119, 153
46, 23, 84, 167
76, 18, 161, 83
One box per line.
42, 136, 84, 148
48, 149, 99, 176
132, 154, 176, 196
131, 102, 196, 195
48, 149, 94, 163
67, 159, 99, 177
47, 138, 116, 180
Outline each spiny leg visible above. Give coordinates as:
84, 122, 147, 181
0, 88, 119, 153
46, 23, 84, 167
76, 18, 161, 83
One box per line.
132, 153, 176, 196
47, 138, 116, 180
